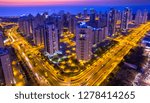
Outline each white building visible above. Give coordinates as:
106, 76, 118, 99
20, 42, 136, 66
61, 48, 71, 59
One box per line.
76, 22, 108, 61
76, 24, 93, 61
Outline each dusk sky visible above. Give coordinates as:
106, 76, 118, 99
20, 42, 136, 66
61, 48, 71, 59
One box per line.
0, 0, 150, 6
0, 0, 150, 16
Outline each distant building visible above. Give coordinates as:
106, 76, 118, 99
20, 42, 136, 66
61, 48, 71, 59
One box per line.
116, 10, 122, 21
18, 14, 34, 37
61, 13, 70, 32
121, 8, 131, 30
107, 8, 117, 37
33, 13, 48, 45
135, 10, 143, 26
101, 26, 108, 39
142, 9, 148, 24
33, 13, 47, 29
83, 8, 88, 18
91, 27, 108, 45
68, 15, 77, 34
89, 8, 96, 27
98, 12, 108, 28
0, 48, 14, 86
0, 31, 4, 48
92, 27, 102, 45
33, 25, 45, 46
44, 24, 59, 54
51, 14, 62, 35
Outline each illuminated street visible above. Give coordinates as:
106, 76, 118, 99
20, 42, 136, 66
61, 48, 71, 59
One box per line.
1, 21, 149, 86
0, 4, 150, 86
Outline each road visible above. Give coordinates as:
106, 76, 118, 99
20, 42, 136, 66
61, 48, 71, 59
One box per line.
5, 26, 69, 86
12, 61, 25, 86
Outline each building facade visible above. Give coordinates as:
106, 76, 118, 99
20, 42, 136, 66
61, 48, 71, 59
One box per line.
107, 9, 117, 37
0, 48, 14, 86
76, 24, 93, 61
121, 8, 131, 30
135, 10, 143, 26
33, 25, 45, 46
18, 14, 34, 37
0, 31, 4, 48
44, 24, 59, 54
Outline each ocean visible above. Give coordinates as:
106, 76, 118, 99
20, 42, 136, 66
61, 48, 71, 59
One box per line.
0, 5, 150, 17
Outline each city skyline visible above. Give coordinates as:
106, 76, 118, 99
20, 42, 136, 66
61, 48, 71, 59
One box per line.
0, 5, 150, 17
0, 0, 150, 6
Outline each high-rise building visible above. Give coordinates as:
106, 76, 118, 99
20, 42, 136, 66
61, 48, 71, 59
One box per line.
27, 14, 34, 36
83, 8, 88, 18
61, 13, 70, 32
33, 13, 48, 45
101, 26, 108, 40
98, 12, 108, 28
91, 27, 104, 45
91, 26, 108, 46
33, 13, 47, 29
33, 25, 45, 46
50, 14, 62, 33
0, 48, 14, 86
76, 21, 108, 61
76, 23, 93, 61
0, 31, 4, 48
69, 15, 77, 34
121, 8, 131, 30
107, 8, 117, 37
116, 10, 122, 21
18, 16, 29, 36
89, 8, 96, 27
142, 9, 148, 24
135, 10, 143, 26
92, 28, 101, 45
129, 11, 133, 22
58, 10, 67, 33
44, 24, 59, 54
18, 14, 34, 37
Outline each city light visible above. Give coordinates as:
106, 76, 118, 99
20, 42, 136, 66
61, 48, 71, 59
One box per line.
0, 3, 150, 86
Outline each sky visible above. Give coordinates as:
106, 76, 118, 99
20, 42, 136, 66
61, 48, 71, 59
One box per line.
0, 0, 150, 6
0, 0, 150, 16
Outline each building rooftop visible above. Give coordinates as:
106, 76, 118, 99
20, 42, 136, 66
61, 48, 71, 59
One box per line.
79, 22, 88, 28
78, 22, 101, 31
